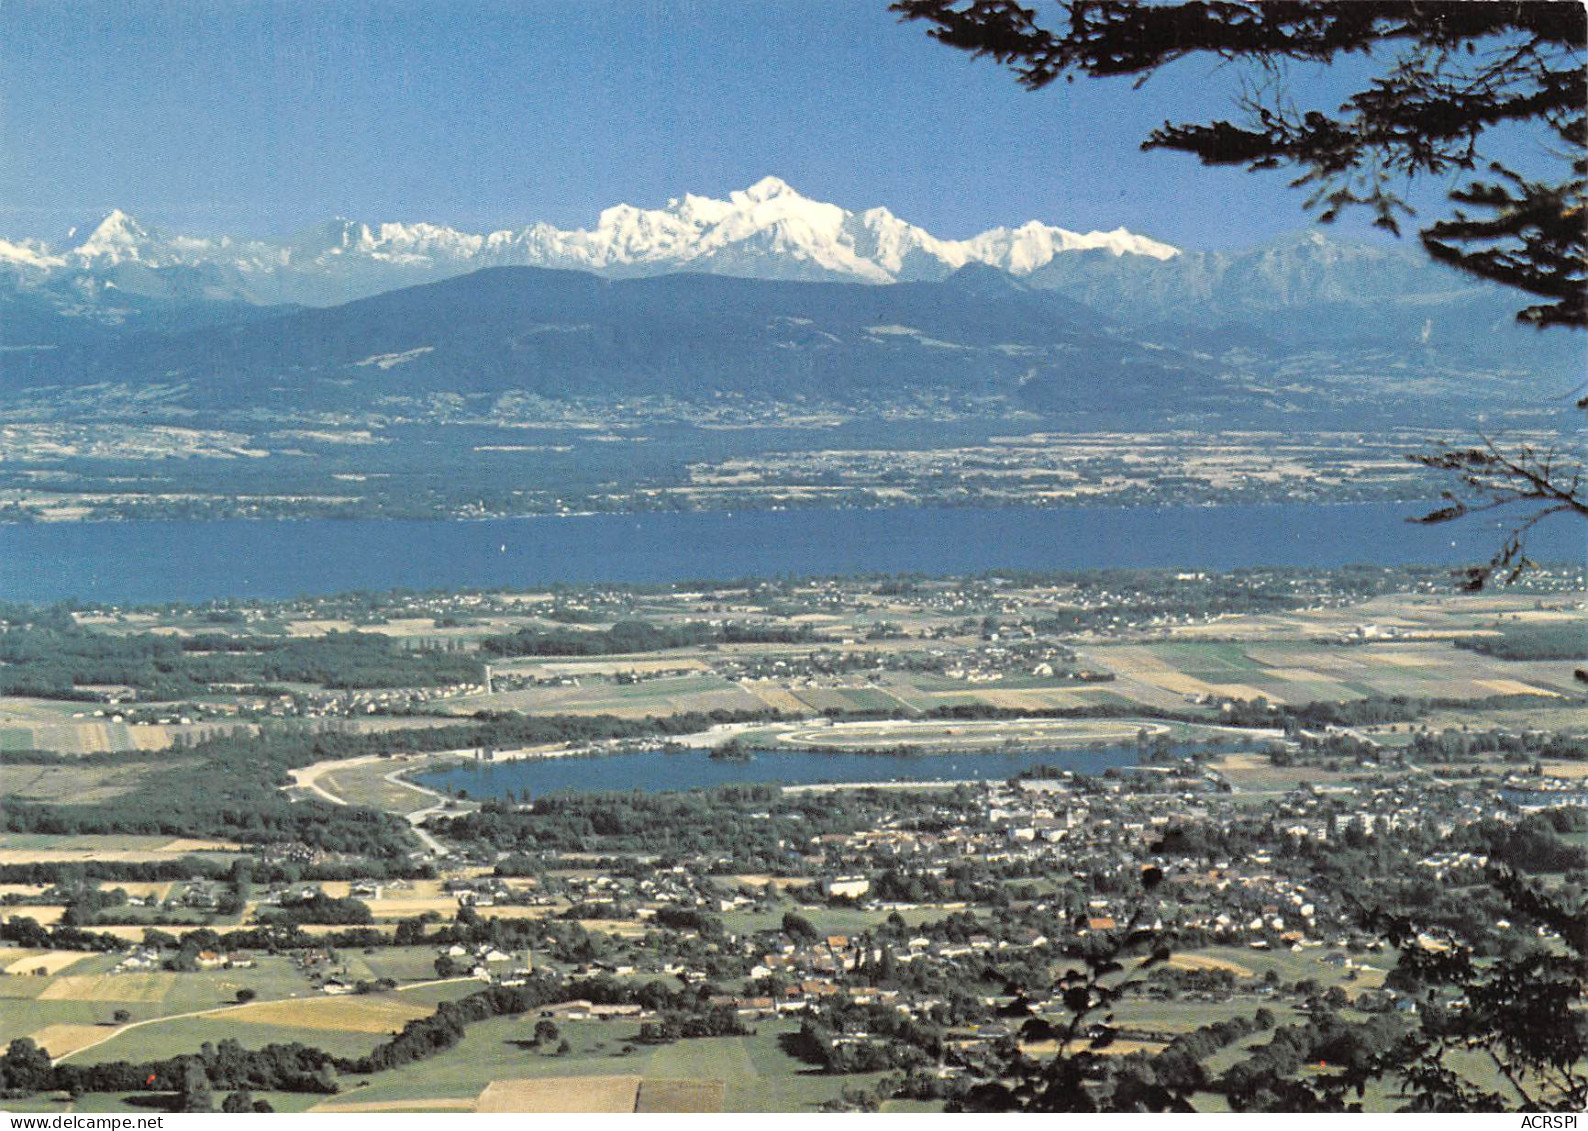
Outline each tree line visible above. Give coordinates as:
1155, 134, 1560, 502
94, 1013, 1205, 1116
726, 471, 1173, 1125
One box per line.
480, 618, 820, 657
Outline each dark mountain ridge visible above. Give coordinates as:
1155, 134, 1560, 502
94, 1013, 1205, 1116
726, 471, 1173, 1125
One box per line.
4, 264, 1238, 417
3, 231, 1579, 428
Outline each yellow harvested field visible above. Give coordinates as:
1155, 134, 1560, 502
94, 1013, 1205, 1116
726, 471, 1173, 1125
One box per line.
0, 843, 227, 863
39, 973, 175, 1004
477, 1075, 642, 1114
1345, 965, 1388, 994
311, 1098, 477, 1113
0, 885, 49, 899
113, 881, 176, 901
1148, 673, 1218, 696
160, 838, 241, 853
731, 874, 803, 891
218, 995, 432, 1033
73, 925, 148, 942
305, 880, 468, 919
973, 689, 1090, 710
565, 917, 646, 937
284, 898, 545, 926
0, 949, 91, 976
64, 723, 113, 753
1209, 684, 1286, 704
285, 619, 357, 635
128, 725, 173, 751
28, 1024, 115, 1058
0, 947, 42, 968
1361, 651, 1430, 667
0, 848, 107, 864
525, 658, 712, 677
634, 1079, 726, 1113
1022, 1039, 1166, 1058
1095, 651, 1163, 674
1169, 954, 1257, 978
369, 897, 468, 918
1475, 679, 1559, 697
747, 685, 809, 714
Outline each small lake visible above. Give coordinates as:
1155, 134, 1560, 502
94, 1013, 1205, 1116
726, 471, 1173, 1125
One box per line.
1, 502, 1578, 604
414, 744, 1170, 798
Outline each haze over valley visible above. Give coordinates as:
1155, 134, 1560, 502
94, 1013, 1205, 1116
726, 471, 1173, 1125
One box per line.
0, 180, 1574, 523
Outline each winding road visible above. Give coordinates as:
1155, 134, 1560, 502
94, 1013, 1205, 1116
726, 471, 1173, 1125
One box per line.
50, 975, 487, 1066
286, 753, 463, 857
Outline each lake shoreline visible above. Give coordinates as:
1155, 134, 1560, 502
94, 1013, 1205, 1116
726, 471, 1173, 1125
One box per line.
409, 737, 1248, 800
4, 501, 1578, 604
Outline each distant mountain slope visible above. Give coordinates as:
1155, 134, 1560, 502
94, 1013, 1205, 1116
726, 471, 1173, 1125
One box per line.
0, 270, 297, 347
1022, 231, 1582, 374
6, 261, 1568, 429
6, 265, 1244, 416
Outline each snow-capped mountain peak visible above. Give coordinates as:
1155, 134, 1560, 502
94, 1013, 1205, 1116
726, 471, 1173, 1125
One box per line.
71, 209, 160, 264
734, 175, 810, 207
5, 180, 1180, 304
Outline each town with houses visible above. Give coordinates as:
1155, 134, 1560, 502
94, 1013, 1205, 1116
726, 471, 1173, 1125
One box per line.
0, 563, 1580, 1111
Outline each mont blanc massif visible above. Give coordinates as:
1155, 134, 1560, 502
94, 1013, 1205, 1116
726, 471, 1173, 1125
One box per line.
2, 177, 1572, 412
0, 177, 1571, 527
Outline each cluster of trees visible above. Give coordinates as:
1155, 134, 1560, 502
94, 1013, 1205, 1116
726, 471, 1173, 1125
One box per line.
791, 1000, 944, 1074
964, 1012, 1276, 1112
1141, 964, 1242, 1001
915, 694, 1560, 733
1259, 694, 1564, 731
866, 864, 1018, 908
1219, 1011, 1407, 1111
1456, 811, 1588, 874
1410, 728, 1588, 763
636, 1006, 750, 1044
4, 894, 598, 957
1276, 731, 1384, 767
0, 917, 125, 953
480, 618, 819, 657
436, 783, 982, 869
0, 1036, 341, 1100
256, 893, 374, 927
1146, 1011, 1275, 1081
0, 623, 480, 699
1454, 623, 1587, 661
0, 854, 422, 888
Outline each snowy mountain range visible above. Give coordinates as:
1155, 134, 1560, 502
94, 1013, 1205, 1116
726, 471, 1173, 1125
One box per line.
0, 176, 1179, 305
5, 174, 1573, 404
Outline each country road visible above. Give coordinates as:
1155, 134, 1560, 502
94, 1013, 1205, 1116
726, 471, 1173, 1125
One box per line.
385, 768, 451, 855
52, 976, 488, 1066
285, 751, 474, 856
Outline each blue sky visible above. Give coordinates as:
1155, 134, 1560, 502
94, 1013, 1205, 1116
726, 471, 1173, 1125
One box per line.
0, 1, 1535, 249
